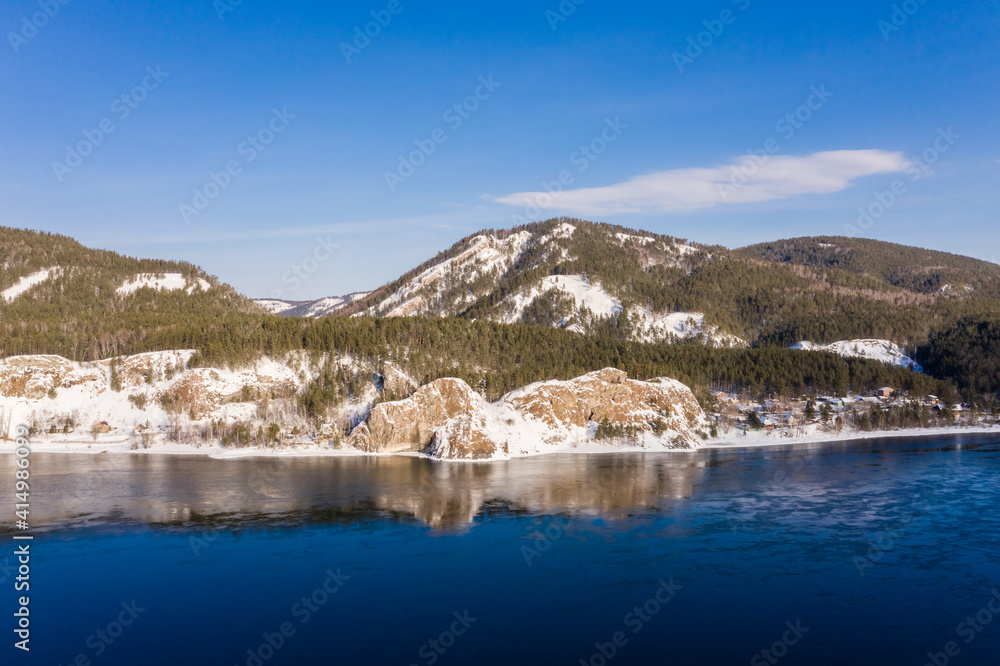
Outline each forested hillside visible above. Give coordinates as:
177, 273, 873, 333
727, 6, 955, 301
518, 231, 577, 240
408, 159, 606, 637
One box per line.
0, 227, 261, 360
306, 220, 1000, 353
172, 315, 948, 412
3, 224, 999, 404
739, 236, 1000, 295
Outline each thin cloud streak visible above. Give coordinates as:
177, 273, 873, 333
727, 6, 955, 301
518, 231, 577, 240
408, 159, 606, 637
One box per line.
497, 150, 910, 215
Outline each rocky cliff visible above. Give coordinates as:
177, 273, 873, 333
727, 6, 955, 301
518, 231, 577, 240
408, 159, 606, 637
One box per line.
0, 350, 707, 460
348, 368, 709, 460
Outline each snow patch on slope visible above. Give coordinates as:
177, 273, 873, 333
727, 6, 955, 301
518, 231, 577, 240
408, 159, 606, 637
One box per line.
2, 268, 59, 302
117, 274, 211, 296
498, 274, 620, 331
497, 274, 744, 346
792, 339, 922, 371
673, 242, 699, 257
501, 275, 621, 324
374, 232, 532, 317
615, 233, 655, 246
543, 222, 576, 242
628, 309, 747, 347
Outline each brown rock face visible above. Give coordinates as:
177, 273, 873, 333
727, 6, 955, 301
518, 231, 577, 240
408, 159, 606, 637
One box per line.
0, 355, 104, 399
116, 351, 189, 389
160, 371, 222, 419
354, 378, 483, 453
381, 361, 418, 399
345, 422, 374, 452
347, 368, 708, 458
507, 368, 704, 446
430, 413, 506, 460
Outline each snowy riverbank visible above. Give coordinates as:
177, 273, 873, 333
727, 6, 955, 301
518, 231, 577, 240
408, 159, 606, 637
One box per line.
5, 422, 998, 460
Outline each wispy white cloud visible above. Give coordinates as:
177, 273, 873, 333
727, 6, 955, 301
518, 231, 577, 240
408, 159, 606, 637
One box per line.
497, 150, 910, 215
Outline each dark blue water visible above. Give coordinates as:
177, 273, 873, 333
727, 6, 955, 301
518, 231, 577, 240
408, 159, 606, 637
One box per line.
3, 435, 999, 665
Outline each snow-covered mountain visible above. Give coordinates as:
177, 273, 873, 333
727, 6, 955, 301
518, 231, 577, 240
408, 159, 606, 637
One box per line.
257, 219, 746, 347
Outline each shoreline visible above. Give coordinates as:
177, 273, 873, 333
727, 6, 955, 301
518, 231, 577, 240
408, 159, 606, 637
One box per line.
3, 423, 998, 460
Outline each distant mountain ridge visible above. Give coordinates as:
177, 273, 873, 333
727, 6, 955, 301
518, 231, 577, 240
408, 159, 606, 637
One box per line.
254, 219, 1000, 354
738, 236, 1000, 295
256, 292, 370, 318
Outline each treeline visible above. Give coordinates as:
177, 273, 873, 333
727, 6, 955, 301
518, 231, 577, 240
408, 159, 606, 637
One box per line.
919, 316, 1000, 399
136, 315, 949, 406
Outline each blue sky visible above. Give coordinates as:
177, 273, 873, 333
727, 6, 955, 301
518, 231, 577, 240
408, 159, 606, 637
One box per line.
2, 0, 998, 299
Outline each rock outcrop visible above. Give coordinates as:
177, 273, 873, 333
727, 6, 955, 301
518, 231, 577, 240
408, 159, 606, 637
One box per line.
0, 355, 105, 399
506, 368, 706, 448
430, 413, 507, 460
347, 368, 708, 460
381, 361, 419, 399
347, 378, 485, 453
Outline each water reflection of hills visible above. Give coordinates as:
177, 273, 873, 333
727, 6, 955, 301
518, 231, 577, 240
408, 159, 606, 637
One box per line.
18, 452, 714, 531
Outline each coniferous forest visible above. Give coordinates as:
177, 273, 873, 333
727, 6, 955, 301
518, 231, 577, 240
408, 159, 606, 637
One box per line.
2, 223, 1000, 407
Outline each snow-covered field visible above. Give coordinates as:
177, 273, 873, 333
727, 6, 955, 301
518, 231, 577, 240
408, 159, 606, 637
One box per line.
708, 422, 1000, 450
792, 339, 922, 371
